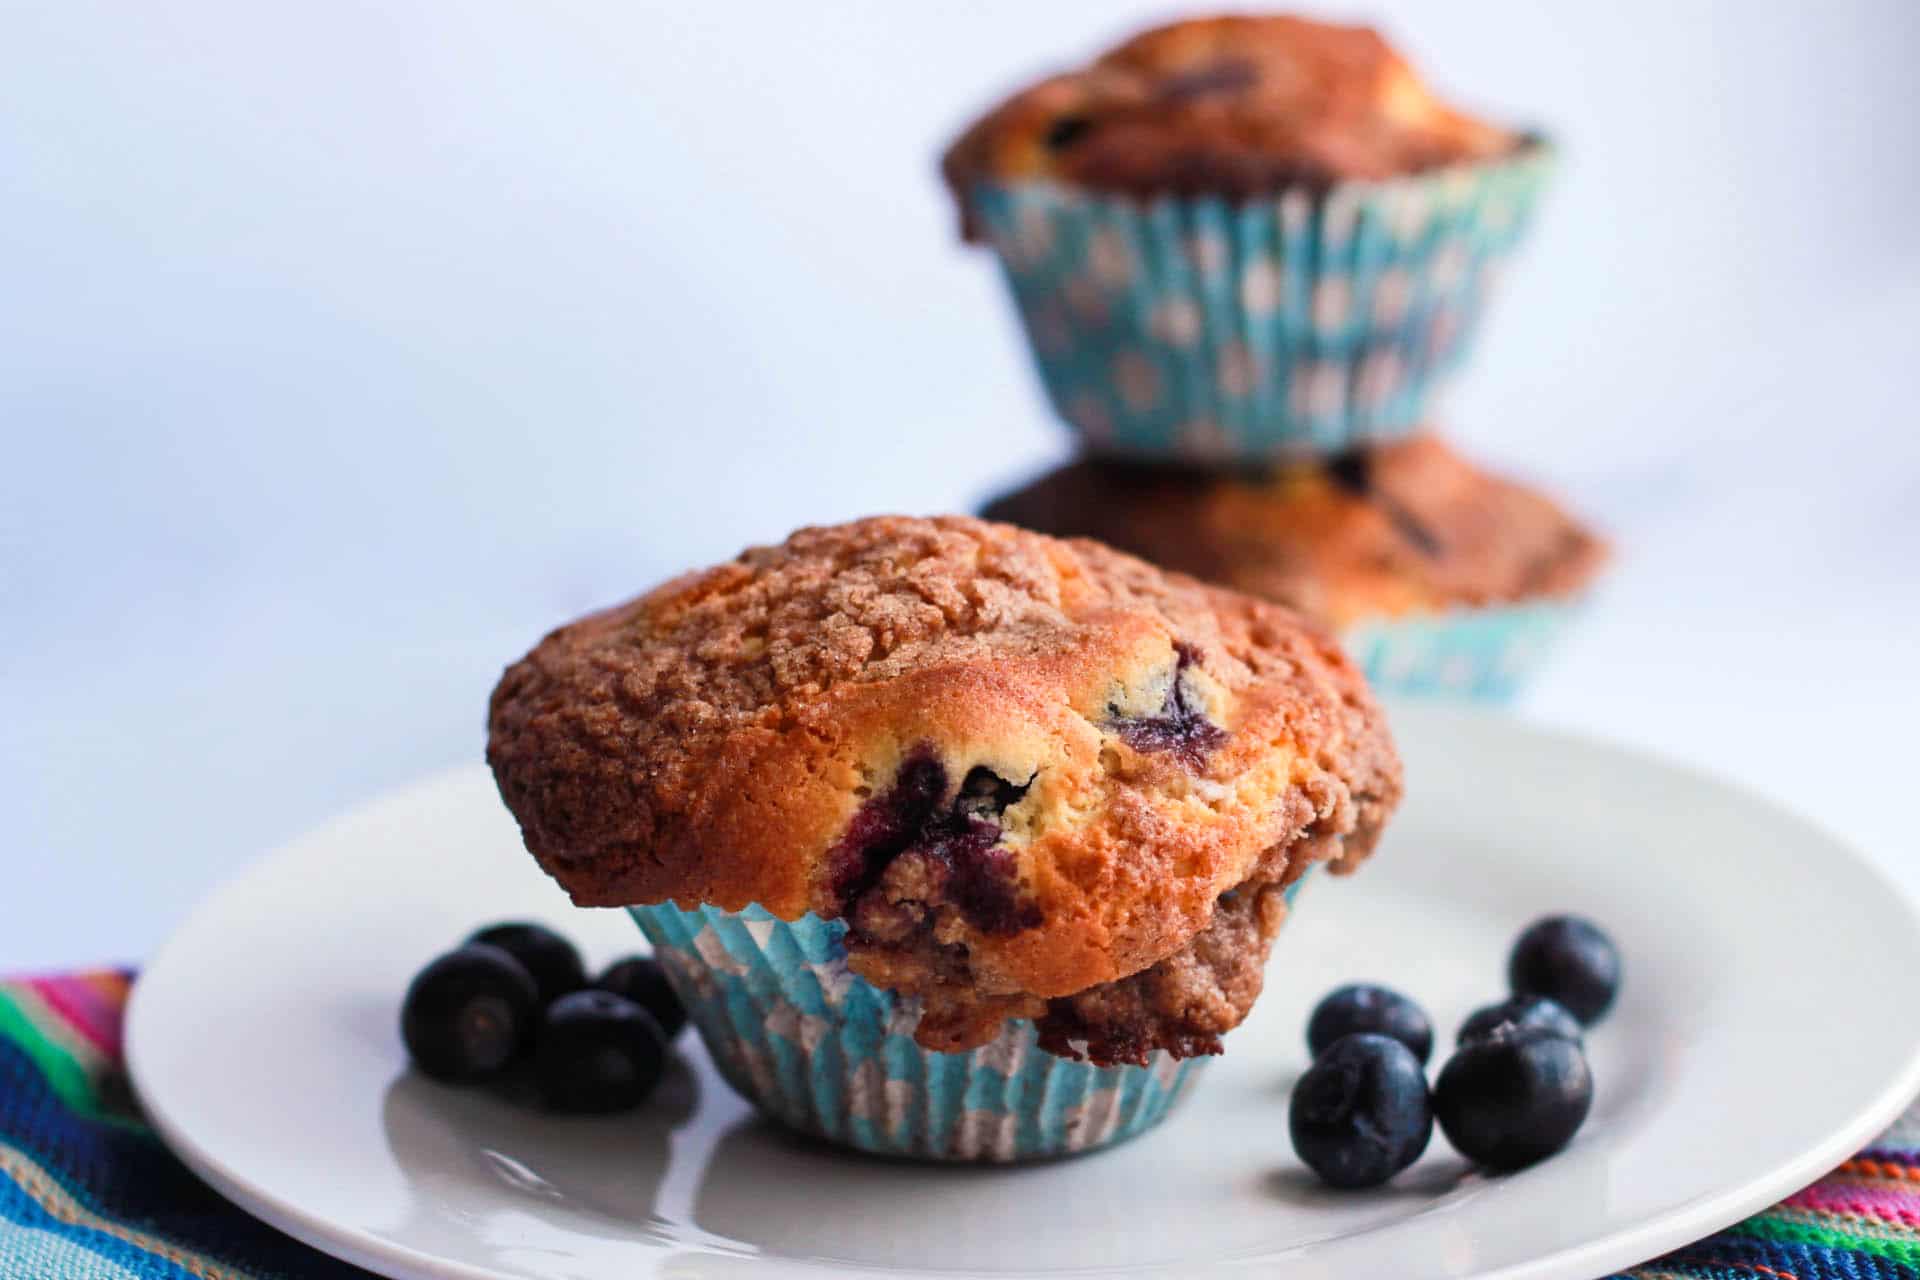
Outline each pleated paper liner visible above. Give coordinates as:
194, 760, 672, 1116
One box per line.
1344, 597, 1583, 702
630, 876, 1310, 1162
967, 140, 1553, 461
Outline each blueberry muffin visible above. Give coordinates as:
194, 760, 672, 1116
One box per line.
488, 516, 1402, 1158
942, 15, 1554, 459
983, 437, 1606, 699
943, 14, 1519, 223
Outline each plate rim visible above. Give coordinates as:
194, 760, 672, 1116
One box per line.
126, 706, 1920, 1280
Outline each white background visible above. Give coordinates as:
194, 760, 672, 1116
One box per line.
3, 2, 1917, 971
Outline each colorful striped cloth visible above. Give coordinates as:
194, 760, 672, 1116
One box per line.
2, 971, 1916, 1279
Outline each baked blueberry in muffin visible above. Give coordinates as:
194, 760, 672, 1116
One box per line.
488, 516, 1402, 1066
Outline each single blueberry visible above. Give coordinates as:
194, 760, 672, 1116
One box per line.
1434, 1025, 1594, 1171
1457, 994, 1584, 1048
827, 752, 1041, 936
1289, 1033, 1434, 1189
400, 944, 539, 1083
1306, 983, 1434, 1064
1043, 115, 1094, 150
1107, 643, 1227, 769
594, 956, 687, 1038
468, 921, 588, 1006
535, 990, 668, 1114
1508, 915, 1620, 1025
1324, 449, 1374, 496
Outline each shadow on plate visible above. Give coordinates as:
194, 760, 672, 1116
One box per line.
378, 1052, 701, 1229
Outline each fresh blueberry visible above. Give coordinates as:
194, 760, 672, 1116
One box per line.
1289, 1033, 1434, 1189
535, 990, 667, 1114
1307, 983, 1434, 1064
1508, 915, 1620, 1025
1434, 1025, 1594, 1171
467, 921, 587, 1006
1457, 995, 1584, 1048
594, 956, 687, 1038
401, 944, 539, 1083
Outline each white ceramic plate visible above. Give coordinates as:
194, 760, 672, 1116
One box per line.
128, 706, 1920, 1280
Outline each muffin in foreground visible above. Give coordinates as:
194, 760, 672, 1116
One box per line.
488, 515, 1402, 1159
943, 14, 1552, 460
983, 437, 1607, 701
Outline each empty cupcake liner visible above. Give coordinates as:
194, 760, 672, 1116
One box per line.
1343, 597, 1583, 702
966, 143, 1553, 461
630, 877, 1307, 1162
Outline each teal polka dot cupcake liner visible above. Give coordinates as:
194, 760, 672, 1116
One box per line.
967, 142, 1554, 461
629, 875, 1309, 1162
1344, 598, 1583, 703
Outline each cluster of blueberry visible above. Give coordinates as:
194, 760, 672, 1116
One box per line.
399, 922, 687, 1113
1289, 915, 1619, 1188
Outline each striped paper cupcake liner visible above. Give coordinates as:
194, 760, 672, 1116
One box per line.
630, 875, 1309, 1162
1344, 597, 1583, 703
966, 142, 1554, 462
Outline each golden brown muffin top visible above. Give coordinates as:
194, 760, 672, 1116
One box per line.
943, 14, 1519, 228
982, 437, 1608, 629
488, 516, 1401, 1059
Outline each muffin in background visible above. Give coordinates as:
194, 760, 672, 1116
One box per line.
488, 516, 1402, 1160
983, 436, 1607, 701
944, 14, 1553, 461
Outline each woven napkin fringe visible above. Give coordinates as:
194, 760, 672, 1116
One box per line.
2, 971, 1914, 1279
